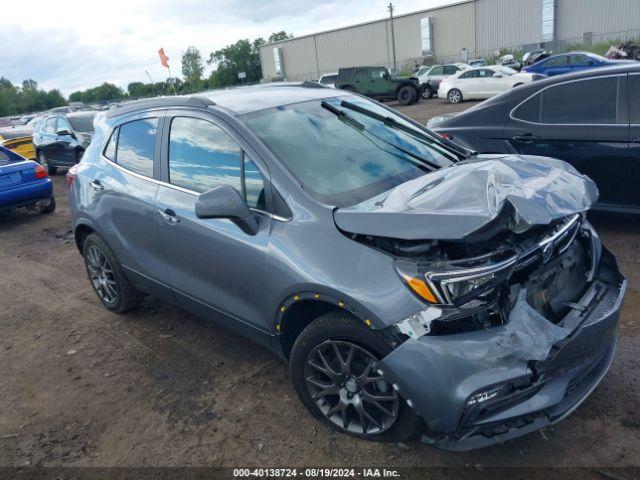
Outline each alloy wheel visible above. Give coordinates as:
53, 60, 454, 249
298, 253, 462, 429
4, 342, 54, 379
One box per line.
448, 90, 461, 103
86, 245, 118, 304
304, 340, 399, 435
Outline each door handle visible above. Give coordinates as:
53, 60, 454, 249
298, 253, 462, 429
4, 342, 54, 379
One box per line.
159, 208, 180, 225
512, 134, 541, 143
89, 179, 103, 191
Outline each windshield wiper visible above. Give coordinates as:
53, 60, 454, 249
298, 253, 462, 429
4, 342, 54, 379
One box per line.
322, 101, 440, 171
339, 100, 473, 160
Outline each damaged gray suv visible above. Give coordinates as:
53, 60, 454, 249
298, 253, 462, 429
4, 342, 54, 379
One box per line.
68, 84, 626, 451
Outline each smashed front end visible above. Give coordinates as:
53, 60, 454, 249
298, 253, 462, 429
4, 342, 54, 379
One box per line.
335, 155, 626, 450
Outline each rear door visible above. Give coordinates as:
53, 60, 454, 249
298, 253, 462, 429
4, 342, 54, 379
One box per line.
154, 111, 275, 346
85, 112, 171, 299
503, 74, 630, 207
540, 55, 571, 76
368, 67, 390, 96
628, 73, 640, 207
354, 68, 370, 94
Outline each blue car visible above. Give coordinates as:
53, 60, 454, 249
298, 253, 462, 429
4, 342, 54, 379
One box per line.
0, 145, 55, 214
523, 51, 635, 76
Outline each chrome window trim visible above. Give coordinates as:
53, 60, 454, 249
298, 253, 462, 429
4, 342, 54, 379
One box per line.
508, 73, 627, 126
99, 153, 291, 222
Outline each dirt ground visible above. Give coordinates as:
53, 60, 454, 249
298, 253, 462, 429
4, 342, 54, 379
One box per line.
1, 98, 639, 472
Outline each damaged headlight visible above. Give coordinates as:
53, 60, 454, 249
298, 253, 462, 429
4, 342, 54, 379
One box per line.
395, 252, 517, 306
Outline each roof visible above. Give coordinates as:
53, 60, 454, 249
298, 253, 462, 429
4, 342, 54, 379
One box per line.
533, 62, 640, 86
106, 83, 351, 118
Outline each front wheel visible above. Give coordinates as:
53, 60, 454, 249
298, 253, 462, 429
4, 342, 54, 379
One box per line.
421, 84, 433, 99
397, 86, 416, 106
447, 89, 463, 104
290, 313, 420, 442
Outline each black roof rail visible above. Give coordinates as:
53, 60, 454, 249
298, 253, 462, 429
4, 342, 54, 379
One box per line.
105, 95, 215, 118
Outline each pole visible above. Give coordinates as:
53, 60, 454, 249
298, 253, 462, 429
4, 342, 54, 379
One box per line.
145, 70, 154, 84
166, 66, 178, 96
388, 3, 397, 72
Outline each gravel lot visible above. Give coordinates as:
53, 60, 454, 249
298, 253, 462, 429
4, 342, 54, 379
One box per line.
1, 98, 639, 472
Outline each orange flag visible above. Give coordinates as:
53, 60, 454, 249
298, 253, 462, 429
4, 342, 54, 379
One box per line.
158, 48, 169, 68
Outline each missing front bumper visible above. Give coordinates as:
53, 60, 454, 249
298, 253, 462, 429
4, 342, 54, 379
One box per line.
378, 248, 626, 451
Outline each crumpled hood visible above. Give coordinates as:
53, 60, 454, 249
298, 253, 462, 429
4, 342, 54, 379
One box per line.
333, 154, 598, 240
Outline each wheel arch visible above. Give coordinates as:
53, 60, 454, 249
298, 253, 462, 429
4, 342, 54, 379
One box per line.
73, 220, 96, 254
276, 290, 379, 360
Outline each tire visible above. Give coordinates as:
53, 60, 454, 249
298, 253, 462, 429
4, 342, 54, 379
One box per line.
38, 151, 57, 175
290, 312, 421, 442
82, 233, 143, 313
421, 84, 433, 99
39, 197, 56, 215
397, 85, 416, 106
409, 88, 420, 104
447, 89, 463, 104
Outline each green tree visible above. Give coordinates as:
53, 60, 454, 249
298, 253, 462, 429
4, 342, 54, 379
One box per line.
181, 46, 204, 92
0, 77, 65, 115
268, 31, 293, 43
69, 82, 126, 103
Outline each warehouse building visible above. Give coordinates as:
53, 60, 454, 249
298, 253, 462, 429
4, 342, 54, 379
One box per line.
258, 0, 640, 81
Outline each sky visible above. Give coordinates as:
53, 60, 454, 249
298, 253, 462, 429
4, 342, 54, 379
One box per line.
0, 0, 457, 96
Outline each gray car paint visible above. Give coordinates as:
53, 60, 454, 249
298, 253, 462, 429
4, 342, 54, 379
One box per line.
69, 85, 626, 450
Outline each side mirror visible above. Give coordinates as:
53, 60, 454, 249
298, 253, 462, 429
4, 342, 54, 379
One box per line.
195, 185, 258, 235
56, 129, 73, 137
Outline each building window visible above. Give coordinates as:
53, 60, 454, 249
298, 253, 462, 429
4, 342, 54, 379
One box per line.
420, 17, 432, 56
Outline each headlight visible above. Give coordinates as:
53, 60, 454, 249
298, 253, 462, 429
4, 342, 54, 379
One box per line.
395, 251, 517, 306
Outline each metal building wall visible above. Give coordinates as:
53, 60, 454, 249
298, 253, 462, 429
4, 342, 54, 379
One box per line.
474, 0, 542, 55
556, 0, 640, 41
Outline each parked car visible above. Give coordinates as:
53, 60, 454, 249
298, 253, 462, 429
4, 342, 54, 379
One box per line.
438, 66, 539, 103
417, 63, 469, 99
467, 58, 487, 67
429, 64, 640, 212
68, 85, 625, 451
33, 111, 96, 174
522, 51, 634, 76
335, 66, 420, 105
496, 54, 521, 71
318, 72, 338, 88
0, 145, 55, 214
522, 49, 550, 67
0, 126, 36, 161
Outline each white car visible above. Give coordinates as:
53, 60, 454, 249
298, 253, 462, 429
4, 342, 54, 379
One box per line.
438, 66, 536, 103
318, 72, 338, 88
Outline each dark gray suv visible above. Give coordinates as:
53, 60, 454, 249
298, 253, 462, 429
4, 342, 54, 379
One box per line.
68, 84, 626, 451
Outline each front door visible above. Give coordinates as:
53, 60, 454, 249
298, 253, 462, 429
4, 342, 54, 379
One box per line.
55, 116, 76, 164
154, 112, 274, 345
503, 75, 630, 207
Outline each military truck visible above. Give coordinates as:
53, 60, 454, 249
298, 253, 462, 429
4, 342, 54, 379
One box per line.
335, 66, 420, 105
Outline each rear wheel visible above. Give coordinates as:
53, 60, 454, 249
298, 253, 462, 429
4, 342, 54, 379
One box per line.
290, 313, 420, 442
447, 88, 463, 104
39, 197, 56, 215
421, 84, 434, 99
83, 234, 143, 313
397, 86, 416, 105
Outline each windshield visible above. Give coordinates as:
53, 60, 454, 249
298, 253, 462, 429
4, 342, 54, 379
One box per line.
68, 114, 95, 132
243, 96, 454, 207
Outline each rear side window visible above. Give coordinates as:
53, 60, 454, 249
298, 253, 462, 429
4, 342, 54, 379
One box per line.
460, 70, 477, 79
541, 77, 621, 124
116, 118, 158, 177
443, 66, 458, 75
513, 93, 542, 122
103, 128, 117, 161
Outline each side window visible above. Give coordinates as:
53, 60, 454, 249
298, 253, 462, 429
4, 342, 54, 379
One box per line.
57, 117, 71, 132
371, 68, 386, 79
460, 70, 478, 79
169, 117, 242, 193
103, 127, 118, 161
543, 56, 567, 67
244, 157, 265, 210
116, 118, 158, 177
430, 66, 444, 76
513, 94, 542, 122
541, 77, 621, 124
570, 55, 593, 66
44, 117, 57, 133
478, 69, 493, 78
443, 65, 457, 75
355, 69, 369, 80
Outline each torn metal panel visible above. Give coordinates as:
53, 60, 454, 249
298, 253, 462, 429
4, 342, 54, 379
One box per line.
334, 154, 598, 240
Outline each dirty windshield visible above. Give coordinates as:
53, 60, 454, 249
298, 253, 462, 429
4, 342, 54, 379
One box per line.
243, 96, 454, 207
